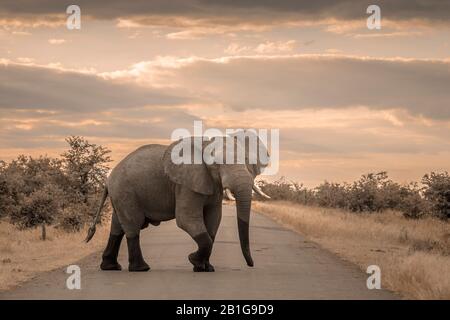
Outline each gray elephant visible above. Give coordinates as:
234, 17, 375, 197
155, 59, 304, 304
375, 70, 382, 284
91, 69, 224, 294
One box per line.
85, 134, 270, 272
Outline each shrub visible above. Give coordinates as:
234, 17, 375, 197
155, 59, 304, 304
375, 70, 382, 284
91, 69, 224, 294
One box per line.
314, 182, 349, 208
346, 172, 392, 212
422, 172, 450, 219
0, 136, 112, 230
257, 178, 315, 205
0, 163, 13, 218
10, 186, 60, 228
257, 172, 449, 219
57, 202, 90, 232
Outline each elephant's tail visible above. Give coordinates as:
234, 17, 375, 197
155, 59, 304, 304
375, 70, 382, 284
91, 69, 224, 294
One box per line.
85, 186, 108, 243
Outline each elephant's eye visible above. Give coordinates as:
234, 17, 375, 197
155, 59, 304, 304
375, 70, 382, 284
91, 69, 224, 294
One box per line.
250, 164, 260, 176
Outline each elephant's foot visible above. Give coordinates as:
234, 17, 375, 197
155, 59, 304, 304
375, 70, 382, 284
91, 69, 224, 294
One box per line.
192, 264, 215, 272
128, 261, 150, 272
189, 252, 214, 272
205, 261, 215, 272
100, 260, 122, 271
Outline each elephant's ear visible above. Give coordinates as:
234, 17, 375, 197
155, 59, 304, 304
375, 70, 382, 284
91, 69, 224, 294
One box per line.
163, 138, 214, 195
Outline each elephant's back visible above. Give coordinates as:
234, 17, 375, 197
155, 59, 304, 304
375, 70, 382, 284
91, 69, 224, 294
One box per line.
107, 144, 175, 217
110, 144, 167, 180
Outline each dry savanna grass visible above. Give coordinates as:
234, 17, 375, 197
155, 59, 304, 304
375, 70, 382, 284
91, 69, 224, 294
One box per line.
0, 219, 109, 291
253, 201, 450, 300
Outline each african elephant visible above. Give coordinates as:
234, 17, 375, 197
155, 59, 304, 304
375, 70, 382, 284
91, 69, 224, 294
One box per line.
85, 134, 270, 272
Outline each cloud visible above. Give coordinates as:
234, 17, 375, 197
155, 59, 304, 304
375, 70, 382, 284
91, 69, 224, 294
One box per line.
16, 57, 34, 63
1, 55, 449, 184
0, 61, 198, 160
48, 38, 66, 45
199, 106, 450, 155
2, 0, 449, 30
325, 49, 343, 54
254, 40, 296, 54
225, 40, 296, 55
2, 0, 449, 21
225, 43, 252, 55
0, 106, 198, 142
0, 62, 187, 112
352, 31, 424, 39
11, 31, 31, 36
128, 55, 450, 119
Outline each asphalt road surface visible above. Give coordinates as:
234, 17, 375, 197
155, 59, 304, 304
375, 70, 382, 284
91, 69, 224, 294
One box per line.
1, 205, 396, 299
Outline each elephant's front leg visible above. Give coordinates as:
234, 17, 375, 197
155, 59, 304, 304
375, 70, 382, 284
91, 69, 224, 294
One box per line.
189, 233, 213, 272
203, 204, 222, 272
175, 186, 213, 272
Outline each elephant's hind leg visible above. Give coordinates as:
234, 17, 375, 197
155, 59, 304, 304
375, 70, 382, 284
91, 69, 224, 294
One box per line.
113, 198, 150, 272
101, 211, 124, 271
126, 232, 150, 272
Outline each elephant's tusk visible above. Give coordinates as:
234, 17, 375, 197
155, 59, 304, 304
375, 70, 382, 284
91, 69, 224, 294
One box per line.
252, 184, 271, 199
224, 188, 236, 201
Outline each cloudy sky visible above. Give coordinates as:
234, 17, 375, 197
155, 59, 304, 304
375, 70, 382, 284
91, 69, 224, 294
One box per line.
1, 0, 449, 186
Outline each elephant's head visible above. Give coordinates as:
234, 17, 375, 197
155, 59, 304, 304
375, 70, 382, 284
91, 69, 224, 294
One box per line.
163, 131, 271, 266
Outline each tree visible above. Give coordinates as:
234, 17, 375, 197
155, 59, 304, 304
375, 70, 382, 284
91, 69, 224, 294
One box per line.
61, 136, 111, 204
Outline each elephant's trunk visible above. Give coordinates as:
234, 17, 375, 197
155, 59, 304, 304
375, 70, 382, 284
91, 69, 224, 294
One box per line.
231, 178, 254, 267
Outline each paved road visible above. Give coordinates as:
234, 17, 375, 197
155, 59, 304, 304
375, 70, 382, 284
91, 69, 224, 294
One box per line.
1, 205, 396, 299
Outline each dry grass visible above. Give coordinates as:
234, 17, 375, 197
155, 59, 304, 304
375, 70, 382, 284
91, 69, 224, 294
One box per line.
0, 220, 109, 291
253, 201, 450, 300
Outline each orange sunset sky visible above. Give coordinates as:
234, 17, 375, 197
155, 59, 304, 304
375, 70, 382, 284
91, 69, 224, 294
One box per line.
1, 1, 449, 186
